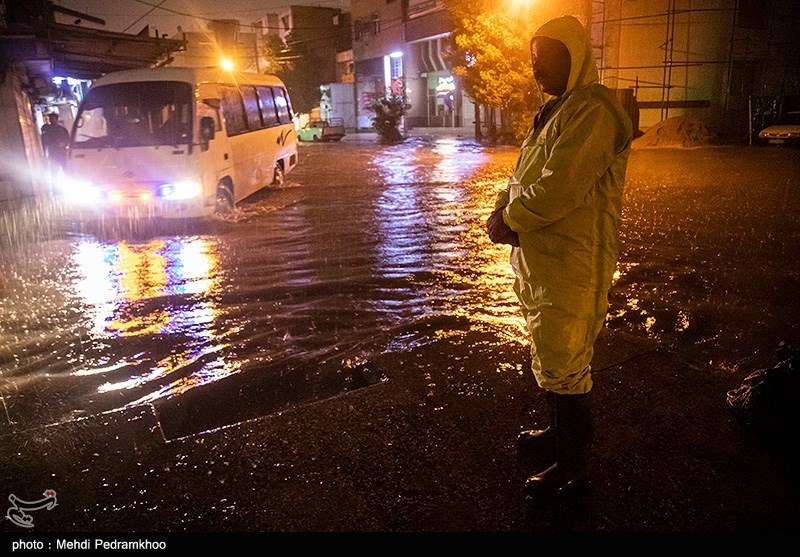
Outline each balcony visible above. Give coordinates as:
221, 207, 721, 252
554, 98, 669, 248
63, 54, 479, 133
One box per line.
408, 0, 442, 19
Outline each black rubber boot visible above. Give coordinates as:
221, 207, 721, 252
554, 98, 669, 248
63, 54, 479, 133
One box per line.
525, 391, 593, 498
517, 391, 556, 455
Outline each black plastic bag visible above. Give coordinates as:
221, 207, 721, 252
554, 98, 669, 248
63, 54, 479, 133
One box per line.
726, 343, 800, 432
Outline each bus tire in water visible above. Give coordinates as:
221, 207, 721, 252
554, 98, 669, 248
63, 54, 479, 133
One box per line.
272, 163, 285, 187
215, 183, 234, 215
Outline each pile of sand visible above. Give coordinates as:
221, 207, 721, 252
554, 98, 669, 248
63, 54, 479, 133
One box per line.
633, 115, 712, 148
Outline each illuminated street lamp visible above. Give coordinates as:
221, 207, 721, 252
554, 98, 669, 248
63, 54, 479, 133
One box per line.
220, 57, 235, 71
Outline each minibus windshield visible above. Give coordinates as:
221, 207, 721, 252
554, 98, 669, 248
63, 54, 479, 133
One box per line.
72, 81, 193, 148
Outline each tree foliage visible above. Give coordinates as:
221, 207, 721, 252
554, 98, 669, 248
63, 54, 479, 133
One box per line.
443, 0, 550, 140
258, 33, 291, 74
261, 32, 324, 114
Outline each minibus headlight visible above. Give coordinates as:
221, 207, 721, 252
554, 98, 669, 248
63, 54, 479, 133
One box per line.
159, 181, 202, 200
59, 176, 103, 204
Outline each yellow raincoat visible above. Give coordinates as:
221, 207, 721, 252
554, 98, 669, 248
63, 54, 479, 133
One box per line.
495, 16, 632, 394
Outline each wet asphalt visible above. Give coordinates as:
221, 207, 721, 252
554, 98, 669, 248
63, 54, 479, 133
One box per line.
0, 138, 798, 531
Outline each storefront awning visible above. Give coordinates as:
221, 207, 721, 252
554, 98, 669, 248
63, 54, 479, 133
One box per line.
412, 37, 448, 74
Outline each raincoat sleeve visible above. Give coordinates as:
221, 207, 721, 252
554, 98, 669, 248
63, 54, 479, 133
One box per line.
502, 100, 619, 232
494, 185, 510, 211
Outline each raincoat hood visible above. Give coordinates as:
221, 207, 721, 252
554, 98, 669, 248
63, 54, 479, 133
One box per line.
532, 15, 599, 95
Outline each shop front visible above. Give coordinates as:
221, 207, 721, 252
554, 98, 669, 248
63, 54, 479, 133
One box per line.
405, 35, 474, 129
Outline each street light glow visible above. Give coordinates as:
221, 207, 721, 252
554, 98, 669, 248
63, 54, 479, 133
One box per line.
220, 57, 235, 71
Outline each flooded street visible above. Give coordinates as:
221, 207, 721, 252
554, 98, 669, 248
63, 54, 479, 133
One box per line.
1, 139, 799, 438
0, 138, 523, 436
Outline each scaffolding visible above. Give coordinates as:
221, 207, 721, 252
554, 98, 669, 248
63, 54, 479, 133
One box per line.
588, 0, 800, 132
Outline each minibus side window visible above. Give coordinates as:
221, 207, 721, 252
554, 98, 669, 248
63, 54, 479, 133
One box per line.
256, 86, 279, 128
241, 86, 263, 130
220, 86, 248, 136
282, 88, 293, 117
274, 88, 291, 125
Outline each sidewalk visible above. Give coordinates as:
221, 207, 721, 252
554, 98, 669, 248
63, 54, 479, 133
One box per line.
2, 329, 797, 531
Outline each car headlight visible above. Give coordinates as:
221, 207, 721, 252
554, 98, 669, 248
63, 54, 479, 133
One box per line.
159, 181, 202, 200
59, 176, 103, 204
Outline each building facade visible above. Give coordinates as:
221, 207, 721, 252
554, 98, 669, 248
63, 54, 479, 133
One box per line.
253, 6, 352, 86
351, 0, 405, 130
590, 0, 800, 134
351, 0, 474, 130
0, 0, 182, 200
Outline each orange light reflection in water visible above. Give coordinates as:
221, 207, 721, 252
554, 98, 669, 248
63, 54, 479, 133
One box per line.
71, 237, 244, 402
371, 140, 527, 348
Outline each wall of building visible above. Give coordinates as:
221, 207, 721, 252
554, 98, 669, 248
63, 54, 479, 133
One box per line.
321, 82, 357, 129
336, 49, 355, 83
351, 0, 405, 63
594, 0, 800, 134
0, 67, 44, 200
595, 0, 733, 129
285, 6, 350, 85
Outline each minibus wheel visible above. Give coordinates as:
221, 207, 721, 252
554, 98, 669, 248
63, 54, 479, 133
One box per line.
215, 183, 234, 215
272, 164, 285, 187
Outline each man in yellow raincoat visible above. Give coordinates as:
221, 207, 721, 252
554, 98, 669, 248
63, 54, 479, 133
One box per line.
487, 15, 632, 497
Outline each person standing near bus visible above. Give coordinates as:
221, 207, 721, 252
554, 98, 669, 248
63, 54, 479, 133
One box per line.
41, 112, 71, 179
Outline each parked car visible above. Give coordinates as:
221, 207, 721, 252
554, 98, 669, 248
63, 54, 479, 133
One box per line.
298, 118, 346, 142
758, 111, 800, 146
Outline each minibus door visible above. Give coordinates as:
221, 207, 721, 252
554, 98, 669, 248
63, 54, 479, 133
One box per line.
197, 99, 231, 193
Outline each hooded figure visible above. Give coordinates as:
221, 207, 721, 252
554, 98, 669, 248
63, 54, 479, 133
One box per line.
487, 15, 632, 497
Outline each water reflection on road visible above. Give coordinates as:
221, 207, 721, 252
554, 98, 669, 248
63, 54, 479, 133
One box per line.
0, 138, 524, 431
69, 238, 242, 405
4, 140, 799, 432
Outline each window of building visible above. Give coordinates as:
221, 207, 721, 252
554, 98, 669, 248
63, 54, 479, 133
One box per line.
408, 0, 438, 16
390, 56, 403, 80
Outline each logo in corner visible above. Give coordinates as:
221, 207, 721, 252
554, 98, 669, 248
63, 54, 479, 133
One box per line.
6, 490, 57, 529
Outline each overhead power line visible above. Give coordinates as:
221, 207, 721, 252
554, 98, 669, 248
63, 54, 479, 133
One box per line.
129, 0, 402, 32
122, 0, 166, 33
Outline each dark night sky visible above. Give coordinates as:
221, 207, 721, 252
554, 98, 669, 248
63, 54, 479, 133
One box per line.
54, 0, 349, 35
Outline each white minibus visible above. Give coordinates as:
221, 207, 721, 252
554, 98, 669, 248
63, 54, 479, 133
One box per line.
64, 67, 298, 218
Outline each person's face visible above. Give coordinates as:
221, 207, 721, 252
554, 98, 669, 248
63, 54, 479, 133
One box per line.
530, 36, 571, 96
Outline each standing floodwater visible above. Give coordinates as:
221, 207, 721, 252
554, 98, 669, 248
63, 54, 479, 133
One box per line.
1, 139, 799, 437
0, 138, 523, 436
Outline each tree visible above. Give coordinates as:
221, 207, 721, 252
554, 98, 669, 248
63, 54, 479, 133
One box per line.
257, 32, 325, 114
258, 33, 291, 75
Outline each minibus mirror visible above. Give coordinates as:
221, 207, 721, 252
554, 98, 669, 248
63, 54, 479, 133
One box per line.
199, 116, 215, 149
